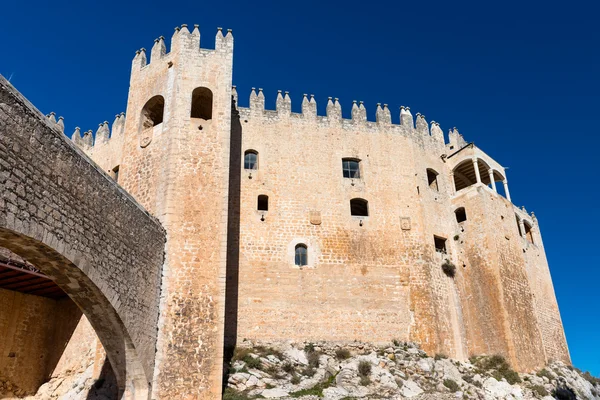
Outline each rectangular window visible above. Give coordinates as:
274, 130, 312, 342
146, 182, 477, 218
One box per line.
434, 236, 447, 254
343, 159, 360, 178
110, 165, 120, 182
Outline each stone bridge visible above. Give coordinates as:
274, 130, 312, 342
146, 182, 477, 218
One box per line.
0, 76, 166, 398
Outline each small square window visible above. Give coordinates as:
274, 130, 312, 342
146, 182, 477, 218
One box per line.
434, 236, 447, 254
342, 159, 360, 179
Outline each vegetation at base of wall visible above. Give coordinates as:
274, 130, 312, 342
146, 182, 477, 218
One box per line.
282, 362, 295, 373
223, 387, 256, 400
434, 353, 448, 361
359, 376, 371, 386
536, 368, 553, 380
581, 371, 600, 386
469, 354, 521, 384
443, 379, 459, 392
289, 373, 337, 398
442, 259, 456, 278
358, 361, 372, 378
530, 384, 548, 397
392, 339, 401, 347
335, 348, 351, 360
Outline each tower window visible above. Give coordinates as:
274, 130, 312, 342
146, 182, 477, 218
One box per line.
516, 215, 523, 237
191, 87, 213, 120
455, 207, 467, 223
110, 165, 120, 182
244, 150, 258, 170
257, 195, 268, 211
350, 198, 369, 217
434, 236, 447, 254
140, 95, 165, 129
342, 158, 360, 179
524, 221, 534, 245
427, 169, 439, 191
295, 244, 308, 266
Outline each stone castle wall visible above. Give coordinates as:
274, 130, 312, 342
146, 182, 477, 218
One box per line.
67, 24, 570, 398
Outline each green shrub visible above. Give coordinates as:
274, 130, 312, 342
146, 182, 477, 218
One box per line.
471, 354, 520, 384
232, 347, 252, 362
443, 379, 460, 393
290, 374, 301, 385
307, 351, 320, 368
290, 373, 337, 398
392, 339, 401, 347
530, 384, 548, 397
358, 361, 372, 377
243, 355, 262, 370
536, 368, 553, 381
442, 259, 456, 277
434, 353, 448, 361
304, 343, 315, 353
282, 362, 295, 374
582, 371, 600, 386
254, 346, 284, 360
462, 375, 473, 384
335, 348, 351, 360
359, 376, 371, 386
223, 388, 252, 400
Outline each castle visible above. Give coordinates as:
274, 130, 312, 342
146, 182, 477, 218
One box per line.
0, 24, 569, 399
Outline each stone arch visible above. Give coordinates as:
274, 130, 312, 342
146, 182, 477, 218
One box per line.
140, 95, 165, 129
191, 87, 213, 120
0, 228, 148, 399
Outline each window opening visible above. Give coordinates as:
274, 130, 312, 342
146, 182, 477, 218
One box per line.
434, 236, 447, 254
516, 215, 523, 237
110, 165, 120, 182
342, 159, 360, 179
524, 222, 534, 245
140, 95, 165, 129
244, 150, 258, 170
350, 198, 369, 217
257, 195, 268, 211
427, 169, 439, 191
295, 244, 308, 266
455, 207, 467, 223
190, 87, 213, 120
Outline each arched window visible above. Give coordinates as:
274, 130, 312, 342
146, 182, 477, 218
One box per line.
257, 195, 268, 211
295, 244, 308, 266
350, 198, 369, 217
342, 158, 360, 178
455, 207, 467, 223
244, 150, 258, 170
140, 95, 165, 129
524, 221, 534, 245
427, 169, 439, 191
191, 87, 213, 120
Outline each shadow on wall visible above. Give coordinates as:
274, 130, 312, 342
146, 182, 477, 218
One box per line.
86, 358, 118, 400
223, 98, 242, 378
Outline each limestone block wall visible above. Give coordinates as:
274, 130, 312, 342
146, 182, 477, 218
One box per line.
0, 75, 166, 396
107, 26, 235, 399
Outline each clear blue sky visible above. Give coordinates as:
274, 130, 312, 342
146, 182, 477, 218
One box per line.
1, 0, 598, 376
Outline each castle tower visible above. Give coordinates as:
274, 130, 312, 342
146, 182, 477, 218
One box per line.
117, 25, 234, 399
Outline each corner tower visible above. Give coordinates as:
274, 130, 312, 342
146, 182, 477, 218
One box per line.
118, 25, 234, 399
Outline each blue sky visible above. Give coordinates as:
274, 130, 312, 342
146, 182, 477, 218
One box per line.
1, 0, 598, 375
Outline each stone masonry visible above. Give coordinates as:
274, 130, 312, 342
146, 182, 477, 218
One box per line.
0, 23, 570, 400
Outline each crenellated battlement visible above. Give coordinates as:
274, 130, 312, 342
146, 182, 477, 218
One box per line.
131, 24, 233, 74
233, 87, 461, 148
53, 112, 125, 151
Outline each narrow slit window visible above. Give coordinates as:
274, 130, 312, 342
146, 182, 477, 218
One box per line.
257, 195, 268, 211
455, 207, 467, 223
295, 244, 308, 266
434, 236, 447, 254
244, 150, 258, 170
350, 198, 369, 217
342, 158, 360, 178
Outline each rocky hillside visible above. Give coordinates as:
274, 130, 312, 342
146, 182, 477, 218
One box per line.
225, 341, 600, 400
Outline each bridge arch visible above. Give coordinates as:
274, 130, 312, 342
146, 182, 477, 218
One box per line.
0, 76, 166, 398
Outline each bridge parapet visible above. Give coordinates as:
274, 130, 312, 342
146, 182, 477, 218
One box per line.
0, 75, 166, 398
